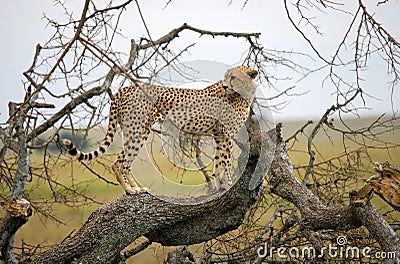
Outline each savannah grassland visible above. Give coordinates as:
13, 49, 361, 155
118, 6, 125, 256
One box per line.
4, 117, 400, 263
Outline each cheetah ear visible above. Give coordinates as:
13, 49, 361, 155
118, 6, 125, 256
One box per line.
247, 69, 258, 79
224, 68, 257, 103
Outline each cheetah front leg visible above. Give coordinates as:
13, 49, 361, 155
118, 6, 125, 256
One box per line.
111, 151, 148, 194
212, 135, 233, 191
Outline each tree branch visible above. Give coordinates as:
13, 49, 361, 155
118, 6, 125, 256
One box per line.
29, 128, 276, 264
26, 86, 104, 142
26, 121, 400, 263
267, 128, 400, 264
138, 23, 260, 50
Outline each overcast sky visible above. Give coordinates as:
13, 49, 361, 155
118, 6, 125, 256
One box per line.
0, 0, 399, 124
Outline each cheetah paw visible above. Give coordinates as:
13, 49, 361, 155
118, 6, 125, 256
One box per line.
125, 186, 150, 195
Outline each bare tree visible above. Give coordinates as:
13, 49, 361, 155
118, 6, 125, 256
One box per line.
1, 0, 399, 263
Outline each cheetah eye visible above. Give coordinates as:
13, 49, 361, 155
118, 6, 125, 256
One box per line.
229, 76, 236, 84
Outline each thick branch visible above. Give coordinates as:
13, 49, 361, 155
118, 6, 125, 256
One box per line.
267, 132, 400, 264
0, 90, 33, 264
25, 123, 400, 264
30, 129, 276, 264
0, 216, 26, 257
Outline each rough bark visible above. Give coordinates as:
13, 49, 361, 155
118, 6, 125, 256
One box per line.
165, 246, 196, 264
366, 162, 400, 211
0, 215, 27, 264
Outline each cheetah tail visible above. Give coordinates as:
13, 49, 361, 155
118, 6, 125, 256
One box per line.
62, 134, 112, 161
63, 94, 119, 161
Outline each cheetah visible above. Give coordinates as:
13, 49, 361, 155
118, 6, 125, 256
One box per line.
63, 66, 258, 194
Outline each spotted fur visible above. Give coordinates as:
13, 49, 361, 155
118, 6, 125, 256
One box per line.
63, 66, 258, 194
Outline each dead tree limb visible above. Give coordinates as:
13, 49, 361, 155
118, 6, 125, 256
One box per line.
27, 122, 400, 264
366, 162, 400, 212
29, 128, 276, 264
264, 128, 400, 264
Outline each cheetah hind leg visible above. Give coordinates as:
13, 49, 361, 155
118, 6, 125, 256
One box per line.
111, 151, 149, 194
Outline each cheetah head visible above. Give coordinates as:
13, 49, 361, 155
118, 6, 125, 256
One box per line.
224, 66, 258, 103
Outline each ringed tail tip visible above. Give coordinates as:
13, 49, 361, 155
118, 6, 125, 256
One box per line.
62, 139, 73, 149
